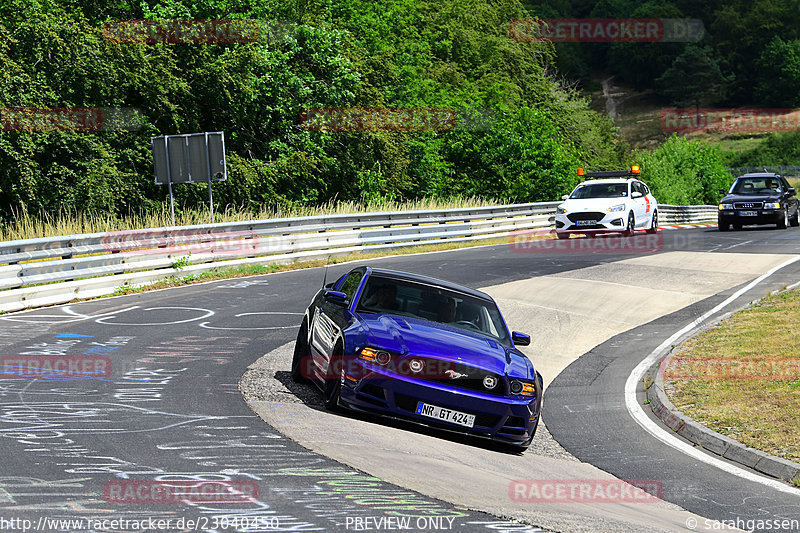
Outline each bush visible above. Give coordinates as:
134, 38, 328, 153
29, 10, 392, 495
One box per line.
634, 135, 730, 205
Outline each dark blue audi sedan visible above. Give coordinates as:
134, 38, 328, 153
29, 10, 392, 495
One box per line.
291, 266, 542, 450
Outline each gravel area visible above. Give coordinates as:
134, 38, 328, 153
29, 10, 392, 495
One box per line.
239, 342, 579, 462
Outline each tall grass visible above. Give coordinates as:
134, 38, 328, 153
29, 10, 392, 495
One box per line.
1, 197, 499, 241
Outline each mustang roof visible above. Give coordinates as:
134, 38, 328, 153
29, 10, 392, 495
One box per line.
366, 267, 493, 301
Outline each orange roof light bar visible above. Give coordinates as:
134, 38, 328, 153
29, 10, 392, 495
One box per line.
576, 168, 585, 176
630, 165, 640, 174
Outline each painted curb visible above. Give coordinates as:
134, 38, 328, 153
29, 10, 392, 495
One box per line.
646, 350, 800, 486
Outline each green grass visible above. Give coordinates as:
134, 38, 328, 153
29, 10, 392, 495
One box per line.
1, 196, 499, 242
665, 288, 800, 463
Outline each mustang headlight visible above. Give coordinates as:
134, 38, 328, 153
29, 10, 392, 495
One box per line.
764, 202, 781, 210
509, 379, 537, 397
606, 204, 625, 212
556, 205, 567, 214
718, 203, 733, 210
360, 347, 391, 365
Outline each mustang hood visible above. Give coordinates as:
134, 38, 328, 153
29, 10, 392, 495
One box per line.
358, 313, 512, 375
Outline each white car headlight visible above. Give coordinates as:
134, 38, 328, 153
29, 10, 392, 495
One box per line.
764, 202, 781, 210
606, 204, 625, 212
556, 205, 567, 214
718, 203, 733, 210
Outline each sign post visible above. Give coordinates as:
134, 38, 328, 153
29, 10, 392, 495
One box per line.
151, 131, 227, 225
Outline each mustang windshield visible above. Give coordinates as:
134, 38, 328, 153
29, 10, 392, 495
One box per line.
569, 183, 628, 199
356, 275, 510, 344
730, 177, 782, 194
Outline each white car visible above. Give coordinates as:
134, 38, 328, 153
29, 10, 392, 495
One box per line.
555, 169, 659, 239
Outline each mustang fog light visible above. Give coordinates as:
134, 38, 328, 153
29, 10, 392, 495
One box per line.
510, 380, 523, 394
408, 359, 424, 373
375, 351, 392, 365
483, 375, 498, 390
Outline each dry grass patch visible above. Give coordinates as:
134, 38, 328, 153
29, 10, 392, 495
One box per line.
666, 288, 800, 462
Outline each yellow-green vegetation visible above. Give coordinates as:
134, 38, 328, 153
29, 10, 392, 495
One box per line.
0, 197, 497, 242
666, 288, 800, 462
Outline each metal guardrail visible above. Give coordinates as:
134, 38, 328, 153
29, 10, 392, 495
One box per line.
0, 202, 716, 313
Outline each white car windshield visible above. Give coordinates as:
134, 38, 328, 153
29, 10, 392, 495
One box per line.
569, 183, 628, 199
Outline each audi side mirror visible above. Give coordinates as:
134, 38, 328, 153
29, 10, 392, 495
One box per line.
512, 331, 531, 346
323, 290, 348, 306
719, 189, 727, 195
788, 187, 796, 196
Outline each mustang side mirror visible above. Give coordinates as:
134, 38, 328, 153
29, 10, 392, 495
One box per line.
512, 331, 531, 346
323, 290, 348, 306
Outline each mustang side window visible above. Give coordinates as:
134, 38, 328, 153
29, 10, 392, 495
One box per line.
338, 271, 364, 302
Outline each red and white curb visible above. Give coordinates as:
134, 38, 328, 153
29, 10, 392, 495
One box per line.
658, 223, 717, 230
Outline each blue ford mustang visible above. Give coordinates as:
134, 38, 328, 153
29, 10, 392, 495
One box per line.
291, 266, 543, 450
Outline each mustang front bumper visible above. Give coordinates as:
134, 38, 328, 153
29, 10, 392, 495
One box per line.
338, 367, 541, 445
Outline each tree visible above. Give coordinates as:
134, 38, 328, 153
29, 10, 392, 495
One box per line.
755, 37, 800, 107
655, 45, 733, 127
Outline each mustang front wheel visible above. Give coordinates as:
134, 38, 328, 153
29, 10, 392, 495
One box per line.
291, 322, 309, 383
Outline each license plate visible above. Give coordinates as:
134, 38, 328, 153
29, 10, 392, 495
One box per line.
738, 211, 758, 216
415, 402, 475, 428
575, 220, 596, 226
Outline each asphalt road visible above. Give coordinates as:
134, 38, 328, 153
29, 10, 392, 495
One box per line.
0, 227, 798, 532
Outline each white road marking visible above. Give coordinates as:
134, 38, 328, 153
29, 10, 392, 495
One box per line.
625, 254, 800, 495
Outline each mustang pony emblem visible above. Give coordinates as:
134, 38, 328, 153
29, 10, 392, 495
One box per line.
444, 370, 468, 379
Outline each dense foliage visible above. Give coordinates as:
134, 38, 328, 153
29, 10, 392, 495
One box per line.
525, 0, 800, 107
0, 0, 783, 221
634, 135, 730, 205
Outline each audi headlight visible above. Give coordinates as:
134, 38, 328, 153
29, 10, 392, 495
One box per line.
556, 205, 567, 214
764, 202, 781, 210
718, 203, 733, 210
606, 204, 625, 212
